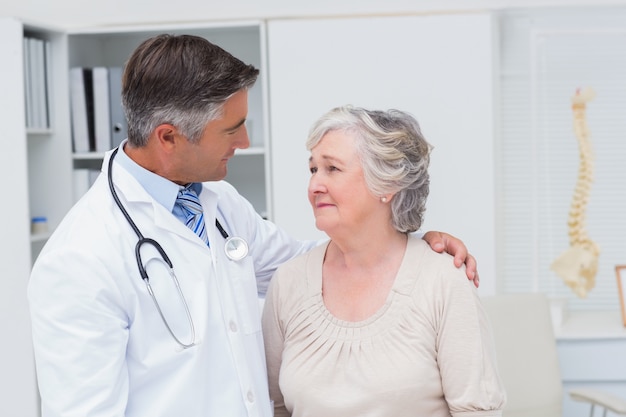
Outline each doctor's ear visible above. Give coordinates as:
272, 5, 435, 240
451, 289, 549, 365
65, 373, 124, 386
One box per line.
154, 124, 181, 149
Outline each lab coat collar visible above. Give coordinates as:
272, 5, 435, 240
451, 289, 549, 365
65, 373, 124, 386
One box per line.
102, 148, 221, 249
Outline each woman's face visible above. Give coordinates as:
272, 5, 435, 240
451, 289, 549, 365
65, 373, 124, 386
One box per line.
307, 130, 381, 237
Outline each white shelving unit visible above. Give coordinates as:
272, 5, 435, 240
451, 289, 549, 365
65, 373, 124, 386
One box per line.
67, 21, 272, 218
26, 23, 74, 261
0, 16, 73, 417
22, 23, 74, 263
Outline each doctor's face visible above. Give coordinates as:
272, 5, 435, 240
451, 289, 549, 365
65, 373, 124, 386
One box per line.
177, 90, 250, 183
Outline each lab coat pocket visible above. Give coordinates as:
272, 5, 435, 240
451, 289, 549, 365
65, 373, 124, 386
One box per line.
229, 257, 262, 335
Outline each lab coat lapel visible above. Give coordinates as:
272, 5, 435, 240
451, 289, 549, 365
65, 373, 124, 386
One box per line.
102, 149, 211, 247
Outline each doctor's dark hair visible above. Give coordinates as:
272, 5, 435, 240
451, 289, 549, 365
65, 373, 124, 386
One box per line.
306, 106, 432, 233
122, 34, 259, 146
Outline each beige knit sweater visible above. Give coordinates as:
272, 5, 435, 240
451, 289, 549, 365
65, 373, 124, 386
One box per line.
262, 235, 506, 417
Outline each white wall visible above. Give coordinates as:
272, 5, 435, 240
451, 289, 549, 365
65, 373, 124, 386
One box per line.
2, 0, 626, 30
268, 14, 498, 294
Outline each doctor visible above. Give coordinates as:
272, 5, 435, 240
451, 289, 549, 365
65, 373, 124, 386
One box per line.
28, 34, 478, 417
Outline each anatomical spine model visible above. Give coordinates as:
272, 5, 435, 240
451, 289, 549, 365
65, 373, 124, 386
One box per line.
550, 87, 600, 298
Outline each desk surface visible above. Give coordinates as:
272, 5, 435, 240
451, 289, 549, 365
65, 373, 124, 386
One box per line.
555, 311, 626, 340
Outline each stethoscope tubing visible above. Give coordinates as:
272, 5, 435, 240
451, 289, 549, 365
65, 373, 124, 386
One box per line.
108, 148, 195, 348
106, 147, 249, 349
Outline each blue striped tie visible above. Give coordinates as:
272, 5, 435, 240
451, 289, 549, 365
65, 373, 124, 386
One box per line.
176, 187, 209, 245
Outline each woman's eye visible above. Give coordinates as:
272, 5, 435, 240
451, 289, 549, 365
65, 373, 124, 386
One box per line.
309, 166, 318, 174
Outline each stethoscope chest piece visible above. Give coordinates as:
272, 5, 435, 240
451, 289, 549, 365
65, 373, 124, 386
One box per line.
224, 236, 249, 261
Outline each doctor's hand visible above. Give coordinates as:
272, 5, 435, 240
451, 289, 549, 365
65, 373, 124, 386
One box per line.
422, 231, 479, 288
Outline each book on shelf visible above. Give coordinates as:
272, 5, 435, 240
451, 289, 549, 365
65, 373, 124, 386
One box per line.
69, 66, 128, 154
43, 39, 51, 128
29, 37, 42, 128
82, 68, 96, 151
23, 38, 32, 128
69, 67, 90, 153
23, 36, 51, 130
92, 67, 111, 152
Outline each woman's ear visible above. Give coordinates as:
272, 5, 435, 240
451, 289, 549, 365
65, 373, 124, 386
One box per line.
380, 193, 395, 203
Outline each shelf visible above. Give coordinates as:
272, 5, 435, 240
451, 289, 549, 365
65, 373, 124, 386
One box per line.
73, 152, 106, 160
27, 128, 53, 136
234, 146, 265, 156
554, 311, 626, 341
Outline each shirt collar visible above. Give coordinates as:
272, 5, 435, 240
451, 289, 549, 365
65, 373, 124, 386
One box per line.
115, 142, 202, 212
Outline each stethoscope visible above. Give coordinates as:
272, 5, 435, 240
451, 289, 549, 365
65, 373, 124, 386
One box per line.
107, 147, 249, 349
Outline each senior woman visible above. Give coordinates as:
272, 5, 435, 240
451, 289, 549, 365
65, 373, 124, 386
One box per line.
261, 106, 506, 417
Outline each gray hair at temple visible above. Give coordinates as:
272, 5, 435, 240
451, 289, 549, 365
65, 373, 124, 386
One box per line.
122, 34, 259, 147
306, 105, 432, 233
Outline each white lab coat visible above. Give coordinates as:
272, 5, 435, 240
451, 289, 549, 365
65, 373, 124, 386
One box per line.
28, 150, 314, 417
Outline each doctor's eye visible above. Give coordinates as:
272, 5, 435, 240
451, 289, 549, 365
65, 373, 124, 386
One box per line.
309, 166, 318, 174
226, 126, 242, 136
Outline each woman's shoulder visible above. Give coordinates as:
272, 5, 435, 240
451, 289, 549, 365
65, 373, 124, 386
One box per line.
407, 235, 463, 270
271, 242, 328, 295
278, 241, 326, 269
404, 235, 469, 291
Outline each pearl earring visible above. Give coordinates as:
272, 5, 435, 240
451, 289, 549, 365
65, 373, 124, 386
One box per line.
381, 197, 388, 203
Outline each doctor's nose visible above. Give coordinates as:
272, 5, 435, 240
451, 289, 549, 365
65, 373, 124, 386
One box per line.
232, 125, 250, 151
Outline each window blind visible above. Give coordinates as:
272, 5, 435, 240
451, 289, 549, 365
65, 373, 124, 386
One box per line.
499, 8, 626, 311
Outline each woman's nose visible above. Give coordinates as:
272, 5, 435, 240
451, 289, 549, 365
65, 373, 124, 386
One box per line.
308, 174, 326, 194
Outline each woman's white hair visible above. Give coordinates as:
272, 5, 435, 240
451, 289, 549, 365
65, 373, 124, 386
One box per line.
306, 105, 432, 233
